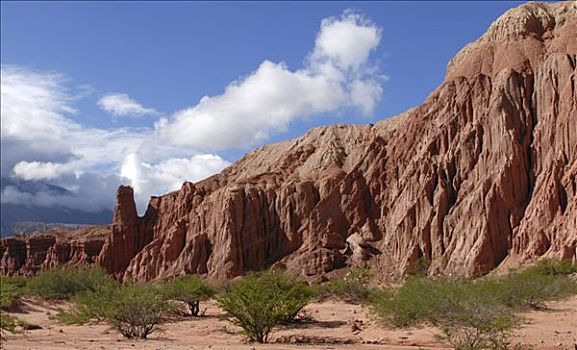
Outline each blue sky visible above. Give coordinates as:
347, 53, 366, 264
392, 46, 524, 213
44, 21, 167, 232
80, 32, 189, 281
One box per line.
1, 1, 530, 212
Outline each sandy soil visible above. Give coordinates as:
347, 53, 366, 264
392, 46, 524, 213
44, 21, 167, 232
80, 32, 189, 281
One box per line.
1, 296, 575, 350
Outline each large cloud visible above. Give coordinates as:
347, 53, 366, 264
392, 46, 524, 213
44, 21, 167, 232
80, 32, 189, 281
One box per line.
156, 11, 384, 150
1, 10, 385, 214
120, 153, 230, 208
1, 66, 229, 212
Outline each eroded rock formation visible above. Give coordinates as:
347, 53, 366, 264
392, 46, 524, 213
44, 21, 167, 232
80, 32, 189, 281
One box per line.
0, 227, 108, 276
2, 1, 576, 280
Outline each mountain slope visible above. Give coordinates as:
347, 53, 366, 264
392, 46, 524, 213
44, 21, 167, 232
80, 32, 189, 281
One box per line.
2, 1, 576, 280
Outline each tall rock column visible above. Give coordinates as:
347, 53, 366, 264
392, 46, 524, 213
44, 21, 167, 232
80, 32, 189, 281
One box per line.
97, 186, 150, 277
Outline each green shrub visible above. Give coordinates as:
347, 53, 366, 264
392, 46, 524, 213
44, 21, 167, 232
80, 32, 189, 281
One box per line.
217, 271, 313, 343
481, 264, 577, 309
370, 277, 456, 327
104, 283, 171, 339
370, 260, 577, 349
0, 312, 18, 332
371, 278, 515, 349
25, 266, 114, 299
56, 279, 121, 325
0, 276, 27, 309
532, 259, 577, 276
58, 281, 171, 339
315, 268, 374, 303
437, 300, 513, 350
162, 275, 215, 316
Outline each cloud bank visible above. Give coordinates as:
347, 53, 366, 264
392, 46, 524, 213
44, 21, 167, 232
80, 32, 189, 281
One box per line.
156, 11, 384, 150
1, 10, 384, 215
1, 66, 229, 212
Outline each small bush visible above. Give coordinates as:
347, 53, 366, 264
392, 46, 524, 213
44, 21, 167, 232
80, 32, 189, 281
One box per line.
0, 312, 18, 332
163, 275, 215, 316
105, 283, 170, 339
56, 279, 121, 325
437, 300, 513, 350
481, 264, 577, 309
532, 259, 577, 276
25, 266, 114, 299
218, 271, 313, 343
371, 278, 515, 349
0, 276, 27, 310
58, 282, 171, 339
315, 268, 374, 303
370, 277, 455, 327
370, 260, 577, 349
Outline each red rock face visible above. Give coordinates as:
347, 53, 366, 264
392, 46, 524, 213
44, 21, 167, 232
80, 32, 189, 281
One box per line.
0, 228, 108, 276
1, 1, 575, 281
96, 186, 154, 277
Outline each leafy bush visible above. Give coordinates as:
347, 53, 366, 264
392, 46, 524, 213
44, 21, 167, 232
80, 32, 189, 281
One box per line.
0, 313, 19, 337
58, 282, 171, 339
532, 259, 577, 276
481, 263, 577, 309
315, 268, 374, 303
163, 275, 215, 316
0, 276, 27, 309
371, 278, 515, 349
218, 271, 313, 343
25, 266, 114, 299
437, 300, 513, 350
105, 283, 171, 339
371, 277, 446, 327
56, 279, 121, 325
370, 260, 577, 349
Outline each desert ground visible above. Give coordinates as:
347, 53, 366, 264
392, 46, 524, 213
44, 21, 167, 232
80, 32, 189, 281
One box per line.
1, 296, 575, 350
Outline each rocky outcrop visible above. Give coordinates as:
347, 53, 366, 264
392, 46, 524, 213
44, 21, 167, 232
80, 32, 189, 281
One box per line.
96, 186, 154, 277
0, 227, 109, 276
1, 1, 575, 281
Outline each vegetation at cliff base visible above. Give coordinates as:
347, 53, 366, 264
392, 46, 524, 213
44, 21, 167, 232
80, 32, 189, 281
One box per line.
370, 259, 577, 349
1, 259, 575, 346
0, 275, 26, 310
162, 275, 216, 317
313, 267, 375, 303
58, 281, 171, 339
217, 270, 313, 343
25, 266, 114, 300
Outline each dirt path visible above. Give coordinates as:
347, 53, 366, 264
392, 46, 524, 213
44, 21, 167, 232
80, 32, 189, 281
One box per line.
2, 296, 575, 350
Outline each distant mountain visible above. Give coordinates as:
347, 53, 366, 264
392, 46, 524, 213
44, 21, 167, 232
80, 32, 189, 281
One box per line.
0, 178, 112, 237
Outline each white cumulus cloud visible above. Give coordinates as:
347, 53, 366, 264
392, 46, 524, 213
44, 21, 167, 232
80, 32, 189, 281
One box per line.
120, 153, 230, 210
12, 161, 72, 181
1, 66, 229, 213
156, 10, 385, 150
311, 11, 382, 71
0, 9, 386, 214
98, 93, 158, 117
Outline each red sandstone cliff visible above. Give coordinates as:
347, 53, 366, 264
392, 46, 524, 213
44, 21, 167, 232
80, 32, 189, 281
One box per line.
2, 1, 576, 280
0, 226, 108, 276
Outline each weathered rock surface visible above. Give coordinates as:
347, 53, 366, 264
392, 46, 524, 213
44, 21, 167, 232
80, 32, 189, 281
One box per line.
0, 227, 109, 276
1, 1, 576, 280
